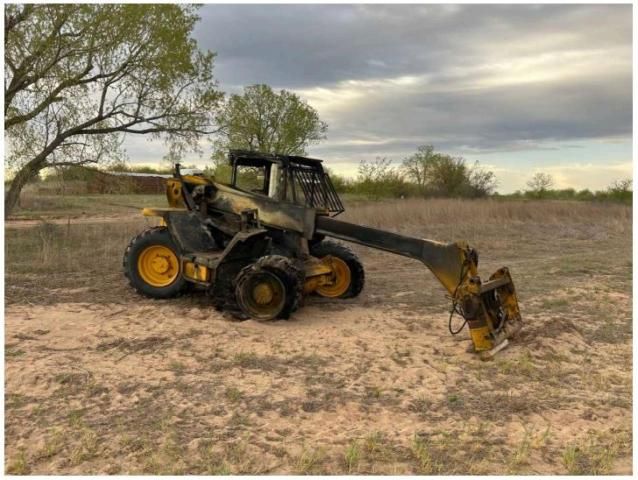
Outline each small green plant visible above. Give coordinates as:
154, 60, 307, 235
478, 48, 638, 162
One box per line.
209, 461, 231, 475
295, 446, 325, 474
196, 438, 232, 474
531, 425, 552, 449
508, 430, 532, 472
5, 348, 25, 357
447, 393, 464, 410
362, 431, 396, 465
563, 445, 579, 473
169, 360, 186, 375
228, 413, 251, 427
225, 386, 242, 403
366, 386, 382, 399
38, 430, 65, 459
563, 443, 616, 474
142, 431, 186, 474
70, 428, 99, 465
68, 409, 86, 428
412, 435, 436, 474
408, 395, 432, 417
6, 449, 29, 474
364, 431, 384, 453
344, 440, 361, 473
497, 351, 536, 378
233, 351, 259, 368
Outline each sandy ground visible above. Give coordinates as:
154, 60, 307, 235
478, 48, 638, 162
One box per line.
5, 212, 632, 474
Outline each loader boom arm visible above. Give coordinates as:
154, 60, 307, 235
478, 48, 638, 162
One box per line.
315, 215, 522, 359
315, 216, 474, 295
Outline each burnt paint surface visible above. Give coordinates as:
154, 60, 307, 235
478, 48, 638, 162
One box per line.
207, 182, 316, 239
166, 211, 218, 253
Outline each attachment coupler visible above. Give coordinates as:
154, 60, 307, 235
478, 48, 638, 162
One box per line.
456, 267, 523, 360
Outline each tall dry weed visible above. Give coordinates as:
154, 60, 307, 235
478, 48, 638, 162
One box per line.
341, 198, 630, 234
6, 198, 630, 278
6, 219, 157, 276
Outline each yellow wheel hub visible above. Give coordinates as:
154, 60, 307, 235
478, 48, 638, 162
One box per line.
316, 256, 351, 298
253, 282, 275, 305
137, 245, 179, 287
236, 271, 286, 320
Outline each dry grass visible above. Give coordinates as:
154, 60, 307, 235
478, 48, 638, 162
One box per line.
562, 429, 632, 474
341, 197, 631, 231
5, 217, 160, 304
5, 198, 629, 298
4, 196, 632, 474
9, 191, 164, 220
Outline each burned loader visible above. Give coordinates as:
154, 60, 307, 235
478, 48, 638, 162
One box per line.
123, 150, 522, 359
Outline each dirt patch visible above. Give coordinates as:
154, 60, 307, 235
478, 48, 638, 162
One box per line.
5, 295, 631, 473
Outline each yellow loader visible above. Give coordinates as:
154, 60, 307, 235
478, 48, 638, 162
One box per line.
124, 150, 523, 359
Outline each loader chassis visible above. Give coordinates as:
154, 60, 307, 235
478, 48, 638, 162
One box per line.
124, 150, 522, 359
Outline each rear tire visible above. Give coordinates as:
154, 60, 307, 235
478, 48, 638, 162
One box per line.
234, 255, 304, 320
123, 227, 188, 299
310, 239, 365, 298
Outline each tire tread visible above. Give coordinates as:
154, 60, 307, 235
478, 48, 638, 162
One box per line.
122, 226, 187, 299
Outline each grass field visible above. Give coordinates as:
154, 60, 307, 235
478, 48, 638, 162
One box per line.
5, 196, 632, 474
9, 191, 165, 220
7, 190, 379, 221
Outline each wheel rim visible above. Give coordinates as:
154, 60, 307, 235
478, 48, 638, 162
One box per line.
253, 282, 275, 305
137, 245, 179, 287
316, 256, 351, 298
237, 271, 286, 320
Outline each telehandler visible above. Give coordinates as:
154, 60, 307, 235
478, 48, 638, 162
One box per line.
123, 150, 522, 359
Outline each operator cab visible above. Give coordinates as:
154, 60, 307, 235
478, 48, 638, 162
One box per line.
228, 150, 344, 216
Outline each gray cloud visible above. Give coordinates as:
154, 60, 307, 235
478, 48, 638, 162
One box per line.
194, 4, 630, 88
157, 3, 632, 191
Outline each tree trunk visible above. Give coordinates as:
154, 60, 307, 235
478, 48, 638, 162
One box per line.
5, 132, 67, 216
5, 158, 44, 217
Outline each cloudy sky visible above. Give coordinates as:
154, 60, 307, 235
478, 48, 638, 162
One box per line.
126, 4, 632, 193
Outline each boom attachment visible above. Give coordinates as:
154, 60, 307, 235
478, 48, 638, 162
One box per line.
316, 216, 522, 359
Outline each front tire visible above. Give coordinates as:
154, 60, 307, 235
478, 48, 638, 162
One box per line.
234, 255, 303, 320
123, 227, 188, 299
310, 240, 365, 298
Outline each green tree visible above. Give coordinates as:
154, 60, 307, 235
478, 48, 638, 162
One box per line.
213, 84, 327, 160
401, 145, 436, 194
575, 189, 594, 201
402, 145, 496, 197
425, 154, 466, 196
525, 172, 554, 198
4, 4, 223, 214
605, 178, 632, 203
466, 161, 498, 197
356, 157, 408, 198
